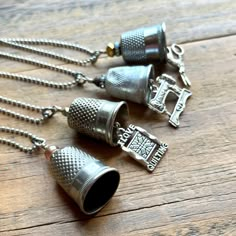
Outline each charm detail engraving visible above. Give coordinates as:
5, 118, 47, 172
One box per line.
167, 44, 191, 87
127, 132, 156, 159
118, 124, 168, 172
148, 74, 192, 127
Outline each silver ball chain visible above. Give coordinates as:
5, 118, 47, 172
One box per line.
0, 38, 97, 65
0, 38, 106, 88
0, 126, 46, 153
0, 38, 106, 152
0, 95, 63, 124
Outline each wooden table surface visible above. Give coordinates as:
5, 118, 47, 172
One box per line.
0, 1, 235, 235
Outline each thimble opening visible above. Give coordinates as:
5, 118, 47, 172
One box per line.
83, 169, 120, 214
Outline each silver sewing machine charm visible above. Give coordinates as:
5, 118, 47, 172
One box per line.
95, 65, 191, 127
118, 124, 168, 172
148, 74, 192, 127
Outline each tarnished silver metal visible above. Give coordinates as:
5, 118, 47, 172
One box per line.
117, 24, 191, 86
60, 97, 168, 171
120, 23, 167, 64
148, 74, 192, 127
0, 94, 168, 172
0, 39, 102, 89
0, 95, 168, 170
167, 44, 191, 87
96, 65, 191, 127
100, 65, 155, 104
65, 98, 129, 146
48, 146, 120, 215
0, 125, 120, 215
0, 30, 190, 90
117, 124, 168, 172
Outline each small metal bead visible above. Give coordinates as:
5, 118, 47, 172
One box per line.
106, 43, 115, 57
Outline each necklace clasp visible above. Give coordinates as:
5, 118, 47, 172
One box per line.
31, 136, 46, 149
42, 106, 62, 119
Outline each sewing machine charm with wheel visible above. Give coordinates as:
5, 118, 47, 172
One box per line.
148, 74, 192, 128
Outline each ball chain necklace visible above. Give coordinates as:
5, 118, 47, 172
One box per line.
0, 95, 168, 172
0, 24, 192, 127
0, 23, 193, 215
0, 23, 191, 87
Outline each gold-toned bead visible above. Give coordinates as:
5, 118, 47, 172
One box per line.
106, 43, 115, 57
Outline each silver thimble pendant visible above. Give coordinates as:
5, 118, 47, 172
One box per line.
106, 23, 167, 64
120, 23, 167, 64
63, 97, 168, 172
0, 125, 120, 215
106, 23, 191, 87
95, 65, 192, 128
44, 145, 120, 215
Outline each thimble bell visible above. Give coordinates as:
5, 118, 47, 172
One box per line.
100, 65, 155, 104
66, 98, 129, 146
105, 23, 191, 87
119, 23, 167, 64
95, 66, 191, 128
46, 146, 120, 215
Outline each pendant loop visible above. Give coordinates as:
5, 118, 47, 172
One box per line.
74, 73, 87, 85
31, 136, 46, 148
41, 106, 61, 119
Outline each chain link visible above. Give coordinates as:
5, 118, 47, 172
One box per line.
0, 39, 105, 152
1, 38, 94, 54
0, 39, 104, 65
0, 95, 61, 124
0, 126, 46, 153
0, 51, 77, 76
0, 71, 81, 89
0, 38, 105, 88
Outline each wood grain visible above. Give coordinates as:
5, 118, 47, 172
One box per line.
0, 0, 235, 235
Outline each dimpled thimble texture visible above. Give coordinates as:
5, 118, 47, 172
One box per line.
67, 98, 103, 140
104, 65, 154, 104
120, 27, 146, 63
120, 24, 167, 64
50, 146, 95, 188
49, 146, 120, 215
67, 97, 129, 146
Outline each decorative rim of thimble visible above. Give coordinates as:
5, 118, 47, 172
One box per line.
105, 100, 129, 146
159, 22, 167, 63
80, 166, 120, 215
144, 64, 155, 104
